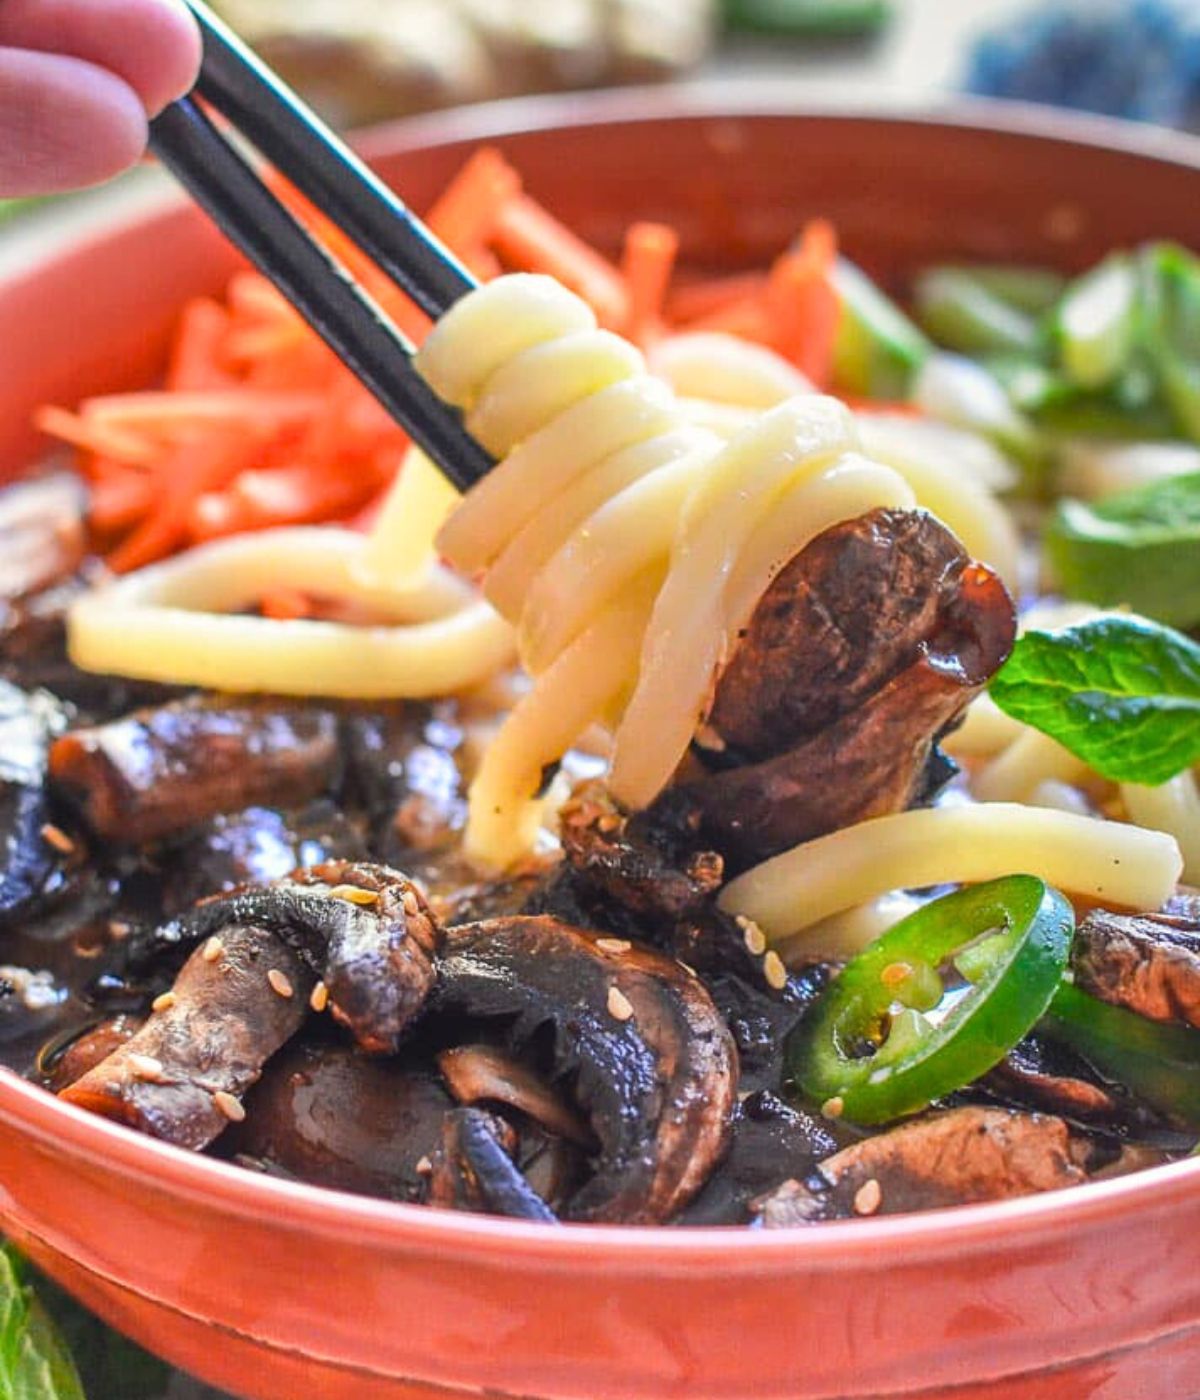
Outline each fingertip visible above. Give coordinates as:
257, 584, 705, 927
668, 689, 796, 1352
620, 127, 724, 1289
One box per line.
125, 0, 202, 117
0, 50, 147, 196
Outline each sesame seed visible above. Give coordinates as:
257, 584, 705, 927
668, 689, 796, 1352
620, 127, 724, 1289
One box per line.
415, 1155, 433, 1174
737, 915, 767, 957
596, 813, 622, 834
267, 969, 294, 999
309, 980, 329, 1013
821, 1096, 845, 1120
213, 1090, 245, 1123
400, 890, 420, 917
881, 961, 913, 988
763, 950, 787, 991
607, 986, 634, 1022
596, 937, 631, 954
151, 991, 177, 1013
107, 919, 131, 941
329, 883, 379, 906
40, 822, 75, 855
853, 1179, 883, 1217
202, 935, 224, 963
128, 1053, 165, 1081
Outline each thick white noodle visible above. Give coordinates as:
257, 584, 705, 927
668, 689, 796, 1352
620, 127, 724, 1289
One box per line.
415, 273, 594, 408
720, 804, 1183, 944
68, 528, 515, 698
649, 331, 813, 406
1123, 773, 1200, 884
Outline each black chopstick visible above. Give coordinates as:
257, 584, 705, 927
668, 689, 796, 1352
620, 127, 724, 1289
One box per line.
150, 99, 492, 492
185, 0, 475, 320
148, 4, 494, 492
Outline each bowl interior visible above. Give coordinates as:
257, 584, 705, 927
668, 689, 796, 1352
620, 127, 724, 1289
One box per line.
4, 90, 1200, 1400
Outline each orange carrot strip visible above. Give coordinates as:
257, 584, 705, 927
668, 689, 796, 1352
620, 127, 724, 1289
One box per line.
89, 470, 157, 533
34, 405, 159, 466
620, 221, 679, 345
107, 430, 259, 572
684, 295, 774, 344
666, 271, 768, 326
166, 299, 235, 392
189, 459, 390, 542
765, 219, 840, 386
227, 271, 298, 324
426, 147, 523, 255
259, 588, 313, 621
491, 194, 629, 329
80, 391, 324, 434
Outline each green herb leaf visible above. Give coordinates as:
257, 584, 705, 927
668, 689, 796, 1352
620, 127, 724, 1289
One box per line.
0, 1246, 85, 1400
1045, 471, 1200, 629
1139, 242, 1200, 443
989, 616, 1200, 785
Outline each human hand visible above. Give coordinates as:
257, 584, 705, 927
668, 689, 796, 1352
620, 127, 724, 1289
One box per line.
0, 0, 201, 196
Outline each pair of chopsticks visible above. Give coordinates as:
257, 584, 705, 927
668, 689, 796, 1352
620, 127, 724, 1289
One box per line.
149, 0, 493, 491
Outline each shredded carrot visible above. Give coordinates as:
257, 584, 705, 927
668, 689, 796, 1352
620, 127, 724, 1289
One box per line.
620, 222, 678, 345
106, 430, 262, 573
491, 194, 629, 330
41, 147, 891, 592
166, 299, 236, 393
259, 589, 313, 621
35, 405, 158, 467
764, 219, 840, 386
666, 271, 768, 325
426, 147, 522, 266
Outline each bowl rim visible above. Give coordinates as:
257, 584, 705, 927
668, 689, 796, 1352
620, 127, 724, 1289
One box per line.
5, 84, 1200, 1266
6, 1066, 1200, 1265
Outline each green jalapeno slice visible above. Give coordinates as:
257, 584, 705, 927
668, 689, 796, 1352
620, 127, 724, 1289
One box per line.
787, 875, 1074, 1124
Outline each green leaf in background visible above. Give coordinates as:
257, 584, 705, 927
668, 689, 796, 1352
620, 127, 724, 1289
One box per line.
0, 1246, 85, 1400
1045, 471, 1200, 629
989, 616, 1200, 786
721, 0, 890, 35
913, 267, 1043, 358
831, 256, 929, 398
1054, 253, 1139, 390
1139, 242, 1200, 443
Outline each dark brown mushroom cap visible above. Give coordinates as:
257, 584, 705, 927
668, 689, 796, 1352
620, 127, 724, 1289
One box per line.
48, 694, 342, 845
166, 860, 443, 1054
0, 679, 71, 919
675, 509, 1016, 867
229, 1041, 454, 1202
751, 1106, 1100, 1224
1072, 907, 1200, 1030
434, 915, 738, 1224
60, 923, 313, 1149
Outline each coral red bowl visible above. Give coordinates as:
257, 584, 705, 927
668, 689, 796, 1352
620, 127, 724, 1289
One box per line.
4, 89, 1200, 1400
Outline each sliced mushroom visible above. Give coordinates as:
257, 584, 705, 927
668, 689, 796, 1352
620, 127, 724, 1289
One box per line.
982, 1033, 1128, 1125
38, 1014, 143, 1091
753, 1107, 1100, 1224
437, 1044, 593, 1146
161, 800, 369, 914
427, 1106, 559, 1223
60, 923, 313, 1149
159, 860, 442, 1053
228, 1042, 454, 1202
49, 694, 342, 845
340, 701, 466, 864
435, 915, 737, 1223
675, 509, 1016, 867
1072, 907, 1200, 1030
0, 680, 72, 920
679, 1090, 838, 1225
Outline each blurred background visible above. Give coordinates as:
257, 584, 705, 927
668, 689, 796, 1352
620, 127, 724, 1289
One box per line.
7, 0, 1200, 241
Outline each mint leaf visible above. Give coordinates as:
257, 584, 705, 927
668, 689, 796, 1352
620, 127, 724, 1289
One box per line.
989, 616, 1200, 785
0, 1247, 85, 1400
1045, 471, 1200, 629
